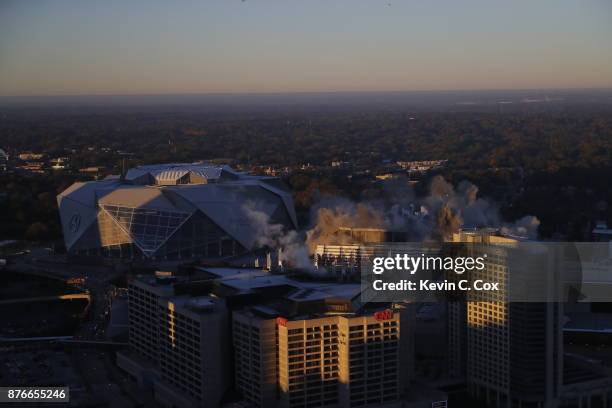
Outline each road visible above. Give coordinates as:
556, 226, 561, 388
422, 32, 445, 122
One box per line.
0, 293, 90, 305
6, 250, 152, 407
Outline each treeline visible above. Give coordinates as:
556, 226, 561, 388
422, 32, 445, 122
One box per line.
1, 108, 611, 241
1, 110, 611, 171
0, 173, 76, 241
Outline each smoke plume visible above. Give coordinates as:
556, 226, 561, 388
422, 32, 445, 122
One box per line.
243, 176, 540, 270
305, 199, 385, 252
305, 175, 539, 247
242, 202, 312, 270
501, 215, 541, 239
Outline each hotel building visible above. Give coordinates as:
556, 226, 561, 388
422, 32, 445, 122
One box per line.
119, 267, 423, 408
118, 272, 229, 408
232, 288, 415, 408
449, 230, 612, 408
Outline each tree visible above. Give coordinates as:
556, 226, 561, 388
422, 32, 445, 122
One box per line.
25, 222, 50, 242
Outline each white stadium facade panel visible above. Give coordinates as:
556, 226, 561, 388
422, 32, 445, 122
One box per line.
57, 163, 297, 260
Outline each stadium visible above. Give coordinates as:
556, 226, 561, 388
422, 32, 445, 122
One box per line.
57, 163, 297, 260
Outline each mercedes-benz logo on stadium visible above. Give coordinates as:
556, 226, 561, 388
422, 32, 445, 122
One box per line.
69, 212, 81, 234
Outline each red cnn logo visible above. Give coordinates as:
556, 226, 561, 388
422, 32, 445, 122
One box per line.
374, 310, 393, 321
276, 317, 288, 327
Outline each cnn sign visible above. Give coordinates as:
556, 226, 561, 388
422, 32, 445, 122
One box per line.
374, 310, 393, 321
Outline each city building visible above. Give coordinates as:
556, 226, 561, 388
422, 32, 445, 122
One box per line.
57, 163, 297, 260
395, 160, 447, 173
315, 244, 386, 281
118, 272, 229, 408
234, 305, 414, 408
126, 272, 177, 363
592, 221, 612, 242
155, 295, 228, 407
117, 267, 428, 408
313, 227, 414, 281
313, 228, 436, 283
16, 162, 45, 174
215, 267, 416, 408
50, 157, 70, 170
0, 149, 8, 171
449, 229, 612, 408
78, 166, 108, 179
17, 152, 45, 161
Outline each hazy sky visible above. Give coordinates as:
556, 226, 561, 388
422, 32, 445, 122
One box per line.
1, 0, 611, 96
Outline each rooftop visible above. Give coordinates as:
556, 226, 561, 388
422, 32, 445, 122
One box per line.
179, 296, 218, 313
124, 162, 240, 185
135, 267, 362, 303
57, 163, 298, 254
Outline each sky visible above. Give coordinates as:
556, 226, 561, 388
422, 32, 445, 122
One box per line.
0, 0, 611, 96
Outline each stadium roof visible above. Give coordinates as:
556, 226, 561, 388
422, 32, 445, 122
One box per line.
57, 163, 297, 258
124, 163, 240, 185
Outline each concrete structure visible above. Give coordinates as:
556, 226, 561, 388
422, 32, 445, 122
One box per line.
315, 244, 388, 281
118, 273, 179, 391
449, 229, 612, 408
127, 273, 176, 363
155, 296, 228, 407
228, 269, 416, 408
0, 148, 8, 171
118, 267, 427, 408
57, 163, 297, 260
50, 157, 69, 170
17, 152, 45, 161
118, 272, 229, 408
234, 307, 413, 408
396, 160, 447, 172
592, 221, 612, 242
313, 227, 414, 282
314, 239, 437, 283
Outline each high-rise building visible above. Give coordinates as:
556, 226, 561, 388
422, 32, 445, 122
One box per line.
118, 267, 422, 408
232, 308, 282, 407
233, 296, 415, 408
449, 230, 563, 408
155, 296, 228, 407
0, 149, 8, 171
126, 272, 176, 364
119, 272, 228, 408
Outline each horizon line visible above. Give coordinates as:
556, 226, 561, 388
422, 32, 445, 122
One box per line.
1, 86, 612, 99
